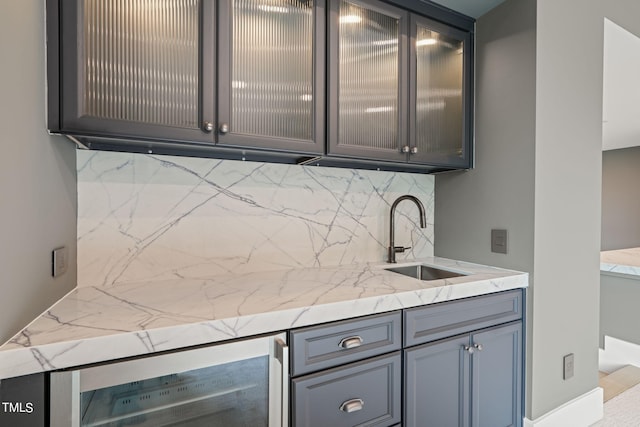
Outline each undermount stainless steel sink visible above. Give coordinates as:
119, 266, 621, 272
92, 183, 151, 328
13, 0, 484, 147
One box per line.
384, 264, 467, 281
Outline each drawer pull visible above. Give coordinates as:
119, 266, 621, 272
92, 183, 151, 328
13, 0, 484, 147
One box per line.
339, 336, 363, 349
340, 398, 364, 413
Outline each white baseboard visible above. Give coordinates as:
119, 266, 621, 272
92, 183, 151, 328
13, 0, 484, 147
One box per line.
599, 335, 640, 373
523, 387, 603, 427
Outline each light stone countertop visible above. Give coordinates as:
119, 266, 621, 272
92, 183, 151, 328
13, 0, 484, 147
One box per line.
600, 247, 640, 278
0, 256, 528, 380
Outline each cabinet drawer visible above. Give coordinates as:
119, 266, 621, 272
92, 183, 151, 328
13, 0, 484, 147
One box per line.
290, 311, 401, 376
292, 352, 402, 427
404, 289, 523, 347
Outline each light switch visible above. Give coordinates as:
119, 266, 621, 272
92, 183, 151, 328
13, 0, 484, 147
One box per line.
491, 229, 507, 254
52, 247, 68, 277
563, 353, 574, 380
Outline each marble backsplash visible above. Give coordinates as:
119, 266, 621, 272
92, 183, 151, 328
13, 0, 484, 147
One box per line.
77, 151, 434, 287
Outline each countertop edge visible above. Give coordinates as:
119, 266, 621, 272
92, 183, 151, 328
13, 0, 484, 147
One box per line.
0, 261, 528, 380
600, 247, 640, 278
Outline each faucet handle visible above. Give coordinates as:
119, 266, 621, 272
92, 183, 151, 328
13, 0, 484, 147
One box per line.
388, 245, 412, 263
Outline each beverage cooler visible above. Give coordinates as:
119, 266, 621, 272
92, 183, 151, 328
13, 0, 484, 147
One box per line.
50, 333, 288, 427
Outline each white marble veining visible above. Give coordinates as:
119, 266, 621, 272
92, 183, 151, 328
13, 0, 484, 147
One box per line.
0, 257, 527, 380
601, 247, 640, 278
77, 151, 435, 287
0, 150, 527, 381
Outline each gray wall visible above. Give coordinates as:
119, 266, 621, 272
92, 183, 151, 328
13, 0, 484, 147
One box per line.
600, 273, 640, 348
437, 0, 640, 420
436, 0, 605, 420
436, 0, 540, 417
0, 1, 77, 343
435, 0, 536, 276
531, 0, 603, 419
2, 0, 639, 420
601, 146, 640, 251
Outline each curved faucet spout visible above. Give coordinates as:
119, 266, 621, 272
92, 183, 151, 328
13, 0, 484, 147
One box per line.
388, 195, 427, 263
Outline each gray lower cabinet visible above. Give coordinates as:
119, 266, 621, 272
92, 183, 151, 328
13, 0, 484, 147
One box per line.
404, 321, 522, 427
290, 311, 402, 376
289, 312, 402, 427
404, 289, 524, 427
292, 352, 402, 427
404, 288, 523, 347
472, 322, 522, 427
289, 289, 524, 427
405, 334, 471, 427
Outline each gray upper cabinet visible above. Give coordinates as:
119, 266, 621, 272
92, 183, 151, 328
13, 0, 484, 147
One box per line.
48, 0, 473, 171
51, 0, 325, 154
54, 0, 215, 144
217, 0, 325, 154
327, 0, 473, 169
409, 14, 473, 168
327, 0, 409, 162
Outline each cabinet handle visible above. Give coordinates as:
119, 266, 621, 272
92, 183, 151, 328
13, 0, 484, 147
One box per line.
464, 344, 483, 353
401, 145, 410, 153
339, 336, 363, 349
410, 146, 418, 154
339, 398, 364, 413
203, 121, 214, 132
219, 123, 230, 134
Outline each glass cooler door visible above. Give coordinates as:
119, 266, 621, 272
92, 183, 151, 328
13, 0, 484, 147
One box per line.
51, 333, 288, 427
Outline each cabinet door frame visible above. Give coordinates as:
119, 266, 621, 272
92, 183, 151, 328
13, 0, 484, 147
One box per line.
471, 321, 523, 427
292, 352, 402, 427
327, 0, 409, 162
408, 13, 473, 168
404, 334, 471, 427
217, 0, 326, 154
57, 0, 216, 144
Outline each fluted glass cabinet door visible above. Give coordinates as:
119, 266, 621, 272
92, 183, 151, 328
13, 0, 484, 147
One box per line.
327, 0, 408, 162
60, 0, 215, 144
409, 15, 472, 168
217, 0, 325, 154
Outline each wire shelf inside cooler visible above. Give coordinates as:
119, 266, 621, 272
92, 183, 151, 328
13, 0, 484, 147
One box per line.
80, 355, 269, 427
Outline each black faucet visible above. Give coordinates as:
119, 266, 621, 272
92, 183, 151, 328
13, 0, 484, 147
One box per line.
388, 195, 427, 263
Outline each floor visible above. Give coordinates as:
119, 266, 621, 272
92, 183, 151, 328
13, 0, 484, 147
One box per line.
591, 365, 640, 426
599, 365, 640, 402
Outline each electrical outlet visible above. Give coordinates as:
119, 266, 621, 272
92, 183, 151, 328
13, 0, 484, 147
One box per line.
52, 247, 68, 278
491, 229, 508, 254
563, 353, 574, 380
